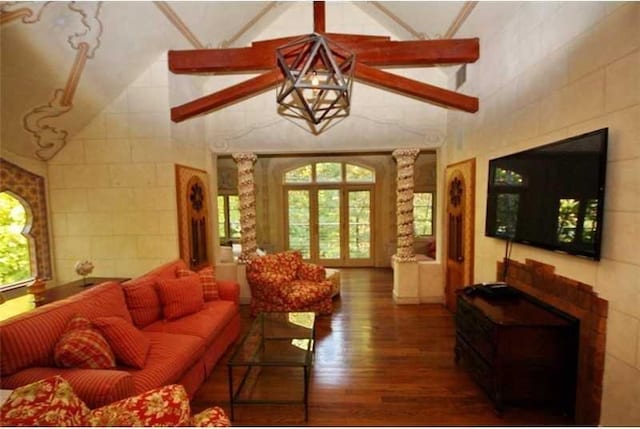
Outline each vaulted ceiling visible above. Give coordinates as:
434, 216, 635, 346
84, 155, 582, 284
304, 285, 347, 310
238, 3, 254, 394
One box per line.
1, 1, 482, 159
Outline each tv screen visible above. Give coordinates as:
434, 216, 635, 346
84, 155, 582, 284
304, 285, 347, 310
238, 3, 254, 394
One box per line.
485, 128, 608, 260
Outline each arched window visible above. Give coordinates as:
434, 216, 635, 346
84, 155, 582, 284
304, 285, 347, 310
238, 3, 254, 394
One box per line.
0, 192, 33, 288
0, 158, 52, 288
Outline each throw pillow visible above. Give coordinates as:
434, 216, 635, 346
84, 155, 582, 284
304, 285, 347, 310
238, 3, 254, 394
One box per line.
0, 375, 90, 426
54, 314, 116, 369
93, 316, 151, 369
156, 274, 204, 320
86, 384, 191, 427
177, 265, 219, 301
122, 276, 162, 328
190, 406, 231, 427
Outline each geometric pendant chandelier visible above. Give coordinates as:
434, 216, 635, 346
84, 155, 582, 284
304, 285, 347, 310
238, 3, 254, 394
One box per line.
276, 33, 355, 133
169, 1, 480, 133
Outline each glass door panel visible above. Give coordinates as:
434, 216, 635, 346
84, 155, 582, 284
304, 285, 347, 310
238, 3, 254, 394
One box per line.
347, 190, 372, 262
317, 189, 341, 261
287, 190, 311, 259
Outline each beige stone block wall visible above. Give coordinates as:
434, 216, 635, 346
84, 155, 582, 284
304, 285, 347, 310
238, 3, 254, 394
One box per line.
48, 54, 208, 283
449, 2, 640, 424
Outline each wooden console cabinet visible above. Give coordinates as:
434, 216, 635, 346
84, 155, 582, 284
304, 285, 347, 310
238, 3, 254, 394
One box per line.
454, 288, 578, 415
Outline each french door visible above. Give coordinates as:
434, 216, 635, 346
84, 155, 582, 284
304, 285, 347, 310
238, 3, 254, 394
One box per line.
285, 186, 373, 266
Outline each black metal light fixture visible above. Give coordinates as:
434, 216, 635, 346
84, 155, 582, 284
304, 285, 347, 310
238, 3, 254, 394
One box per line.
276, 33, 355, 133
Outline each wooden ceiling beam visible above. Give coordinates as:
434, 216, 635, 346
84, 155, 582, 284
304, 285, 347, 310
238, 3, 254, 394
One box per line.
169, 47, 274, 73
250, 33, 390, 49
314, 1, 325, 33
170, 37, 478, 73
354, 63, 478, 113
171, 68, 283, 122
351, 38, 479, 66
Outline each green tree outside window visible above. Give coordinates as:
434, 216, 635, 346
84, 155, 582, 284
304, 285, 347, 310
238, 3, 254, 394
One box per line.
0, 192, 32, 286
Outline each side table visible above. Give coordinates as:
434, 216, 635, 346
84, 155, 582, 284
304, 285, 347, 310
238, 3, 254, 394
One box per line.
0, 277, 129, 321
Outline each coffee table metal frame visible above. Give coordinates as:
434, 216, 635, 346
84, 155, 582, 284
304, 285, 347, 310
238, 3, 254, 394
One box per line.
227, 311, 316, 421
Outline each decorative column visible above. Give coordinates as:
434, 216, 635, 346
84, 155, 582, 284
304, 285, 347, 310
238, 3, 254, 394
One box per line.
232, 152, 258, 263
392, 148, 420, 262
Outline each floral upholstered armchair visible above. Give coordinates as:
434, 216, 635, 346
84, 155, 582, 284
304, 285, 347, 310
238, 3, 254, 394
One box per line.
246, 251, 333, 317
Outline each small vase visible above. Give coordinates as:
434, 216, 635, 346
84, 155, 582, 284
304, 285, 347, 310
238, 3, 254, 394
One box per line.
27, 278, 46, 302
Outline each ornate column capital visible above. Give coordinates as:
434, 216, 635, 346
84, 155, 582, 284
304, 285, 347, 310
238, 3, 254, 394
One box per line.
232, 152, 257, 164
392, 148, 420, 161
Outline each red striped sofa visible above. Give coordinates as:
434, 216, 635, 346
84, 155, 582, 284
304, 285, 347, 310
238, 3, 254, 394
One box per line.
0, 259, 241, 409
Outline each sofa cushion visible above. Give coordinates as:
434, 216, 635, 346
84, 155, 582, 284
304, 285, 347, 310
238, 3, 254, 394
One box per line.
143, 300, 238, 344
271, 279, 332, 306
129, 331, 205, 395
93, 316, 150, 369
0, 282, 131, 377
177, 265, 219, 301
122, 276, 162, 328
86, 384, 191, 427
54, 315, 116, 369
156, 274, 204, 320
0, 375, 90, 426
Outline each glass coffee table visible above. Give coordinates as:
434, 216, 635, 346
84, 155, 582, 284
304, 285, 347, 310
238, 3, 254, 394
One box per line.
227, 312, 316, 421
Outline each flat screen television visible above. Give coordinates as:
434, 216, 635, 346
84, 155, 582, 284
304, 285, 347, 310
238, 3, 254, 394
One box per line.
485, 128, 608, 260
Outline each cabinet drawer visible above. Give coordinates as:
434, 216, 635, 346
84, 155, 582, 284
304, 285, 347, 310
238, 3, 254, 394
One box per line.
456, 298, 496, 363
456, 335, 495, 401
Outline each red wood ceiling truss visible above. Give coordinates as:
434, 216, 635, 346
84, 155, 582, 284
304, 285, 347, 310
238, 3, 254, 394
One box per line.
168, 1, 479, 123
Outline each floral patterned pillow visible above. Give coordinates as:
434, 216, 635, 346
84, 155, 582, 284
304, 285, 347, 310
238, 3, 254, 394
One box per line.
0, 375, 90, 426
86, 384, 191, 427
190, 406, 231, 427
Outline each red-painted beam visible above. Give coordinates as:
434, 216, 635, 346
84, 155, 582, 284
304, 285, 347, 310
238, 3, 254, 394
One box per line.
169, 38, 478, 73
352, 38, 479, 66
314, 1, 325, 33
171, 69, 283, 122
354, 63, 478, 113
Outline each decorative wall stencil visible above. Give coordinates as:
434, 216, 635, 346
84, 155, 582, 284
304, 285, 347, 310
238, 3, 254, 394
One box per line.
19, 1, 104, 160
0, 158, 53, 280
23, 90, 72, 161
232, 153, 258, 263
175, 164, 211, 270
392, 148, 420, 262
0, 2, 51, 25
67, 1, 103, 58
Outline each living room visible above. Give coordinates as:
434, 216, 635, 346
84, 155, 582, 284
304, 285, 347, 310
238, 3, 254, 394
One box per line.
1, 1, 639, 426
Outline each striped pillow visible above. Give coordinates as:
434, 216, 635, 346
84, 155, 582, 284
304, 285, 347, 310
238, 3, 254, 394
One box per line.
156, 274, 204, 320
122, 277, 162, 328
93, 316, 150, 369
54, 315, 116, 369
177, 265, 219, 301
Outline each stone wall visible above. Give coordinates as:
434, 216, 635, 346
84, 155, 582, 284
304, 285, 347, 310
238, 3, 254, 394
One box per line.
447, 2, 640, 424
47, 54, 209, 282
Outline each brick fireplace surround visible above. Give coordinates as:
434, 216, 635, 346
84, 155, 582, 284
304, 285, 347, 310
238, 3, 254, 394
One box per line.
497, 258, 608, 425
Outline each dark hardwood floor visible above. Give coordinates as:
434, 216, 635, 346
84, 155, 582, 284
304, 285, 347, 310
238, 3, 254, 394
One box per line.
191, 268, 572, 426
